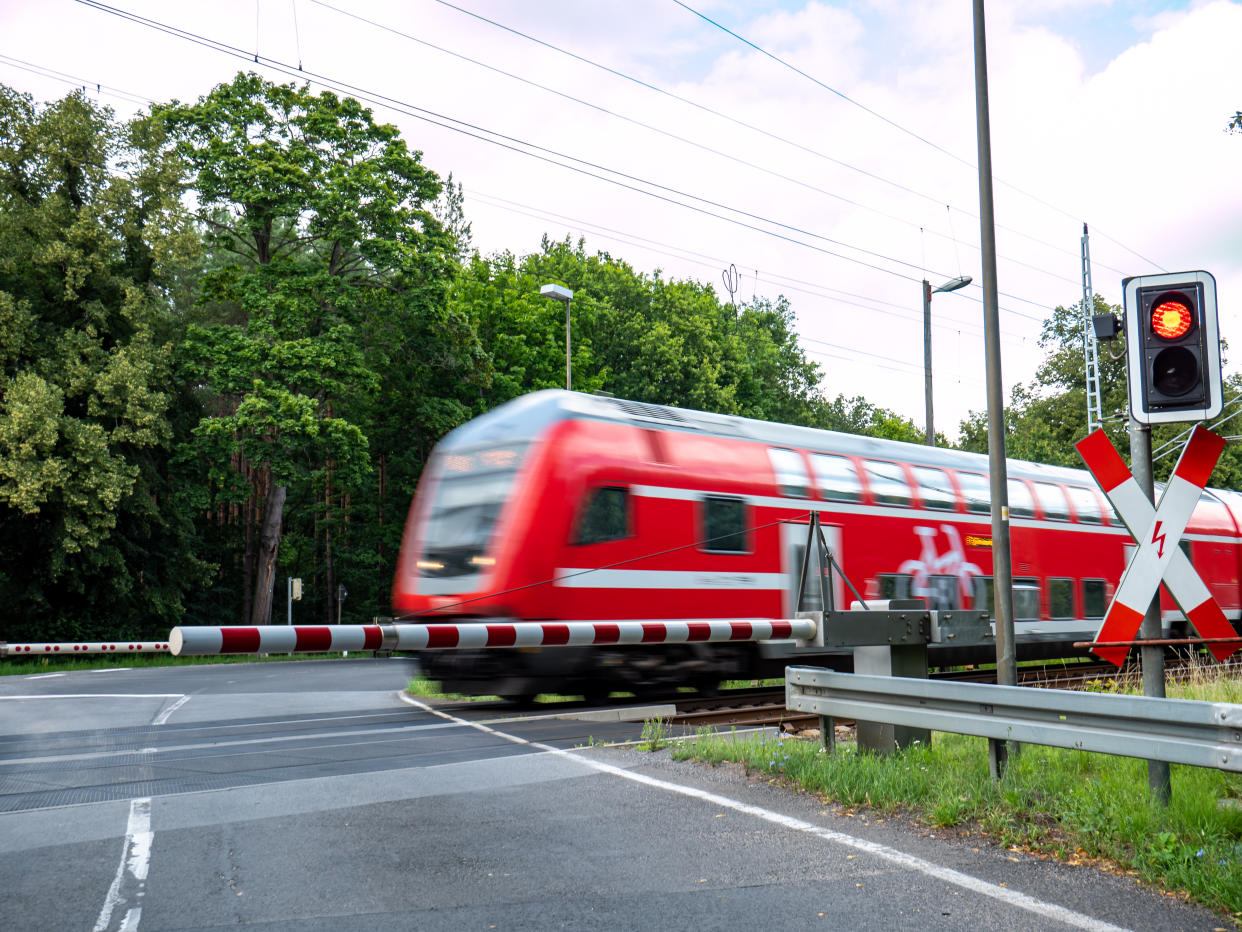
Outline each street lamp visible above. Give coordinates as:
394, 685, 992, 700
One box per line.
540, 283, 574, 390
922, 274, 972, 446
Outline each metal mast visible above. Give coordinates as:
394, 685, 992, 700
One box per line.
1082, 223, 1104, 433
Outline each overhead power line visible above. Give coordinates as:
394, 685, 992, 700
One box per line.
309, 0, 1085, 294
72, 0, 1060, 328
427, 0, 1122, 276
670, 0, 1167, 273
70, 1, 984, 296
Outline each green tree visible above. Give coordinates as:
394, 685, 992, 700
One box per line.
158, 73, 461, 625
454, 236, 827, 424
0, 84, 202, 640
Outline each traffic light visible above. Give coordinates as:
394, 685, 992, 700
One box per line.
1123, 270, 1221, 425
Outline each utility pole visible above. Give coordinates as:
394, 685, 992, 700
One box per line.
973, 0, 1018, 778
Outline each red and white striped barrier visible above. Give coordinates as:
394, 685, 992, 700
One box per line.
168, 618, 816, 657
1076, 425, 1237, 666
2, 641, 171, 657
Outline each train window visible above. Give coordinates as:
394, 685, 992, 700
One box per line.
863, 460, 912, 506
1065, 486, 1102, 524
1034, 482, 1071, 521
1007, 479, 1036, 518
768, 448, 812, 498
973, 576, 994, 616
702, 496, 748, 553
912, 466, 956, 511
1048, 578, 1074, 619
1082, 579, 1106, 619
573, 486, 630, 545
926, 574, 961, 610
957, 473, 991, 514
1013, 579, 1040, 621
878, 574, 914, 600
810, 454, 862, 502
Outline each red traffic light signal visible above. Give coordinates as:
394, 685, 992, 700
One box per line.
1150, 298, 1192, 340
1124, 271, 1221, 425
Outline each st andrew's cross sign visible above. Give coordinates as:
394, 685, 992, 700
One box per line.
1075, 426, 1239, 667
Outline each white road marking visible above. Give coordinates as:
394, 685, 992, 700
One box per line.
24, 673, 65, 680
402, 693, 1130, 932
152, 695, 190, 726
93, 797, 152, 932
0, 694, 183, 700
0, 720, 462, 767
91, 668, 133, 673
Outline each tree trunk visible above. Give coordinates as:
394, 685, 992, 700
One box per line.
242, 491, 255, 626
250, 483, 287, 626
324, 466, 334, 625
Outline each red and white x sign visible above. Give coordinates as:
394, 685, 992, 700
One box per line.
1075, 426, 1238, 667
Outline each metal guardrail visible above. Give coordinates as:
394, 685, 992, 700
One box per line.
786, 665, 1242, 772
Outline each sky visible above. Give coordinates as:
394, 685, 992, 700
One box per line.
2, 0, 1239, 441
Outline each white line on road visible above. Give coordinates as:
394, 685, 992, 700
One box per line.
93, 797, 152, 932
0, 719, 462, 767
152, 695, 190, 726
23, 673, 65, 680
402, 694, 1130, 932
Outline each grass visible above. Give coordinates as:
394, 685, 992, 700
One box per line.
670, 661, 1242, 920
0, 651, 365, 676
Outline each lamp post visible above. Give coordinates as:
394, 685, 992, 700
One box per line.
540, 283, 574, 390
922, 274, 972, 446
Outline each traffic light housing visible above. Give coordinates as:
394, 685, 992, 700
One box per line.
1123, 270, 1221, 424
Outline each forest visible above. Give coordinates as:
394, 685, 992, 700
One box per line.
2, 74, 1237, 642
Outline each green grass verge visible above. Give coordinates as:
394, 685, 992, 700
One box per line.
671, 671, 1242, 919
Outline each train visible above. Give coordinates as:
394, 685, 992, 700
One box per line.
391, 389, 1242, 700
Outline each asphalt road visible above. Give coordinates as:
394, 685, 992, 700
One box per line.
0, 658, 1227, 930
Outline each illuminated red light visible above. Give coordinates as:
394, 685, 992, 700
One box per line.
1151, 299, 1192, 339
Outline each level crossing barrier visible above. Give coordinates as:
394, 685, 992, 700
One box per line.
2, 641, 171, 657
785, 666, 1242, 772
168, 618, 817, 656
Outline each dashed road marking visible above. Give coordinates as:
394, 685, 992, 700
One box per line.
93, 797, 152, 932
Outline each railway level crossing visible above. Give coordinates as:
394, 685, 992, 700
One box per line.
1075, 425, 1240, 666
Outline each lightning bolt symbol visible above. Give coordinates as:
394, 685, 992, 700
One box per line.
1151, 520, 1166, 559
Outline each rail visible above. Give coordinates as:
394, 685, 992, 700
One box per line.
785, 666, 1242, 772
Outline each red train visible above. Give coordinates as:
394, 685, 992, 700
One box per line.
392, 390, 1242, 699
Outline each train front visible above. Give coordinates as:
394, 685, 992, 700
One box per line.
391, 404, 553, 619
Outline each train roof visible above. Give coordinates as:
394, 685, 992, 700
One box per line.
440, 389, 1117, 489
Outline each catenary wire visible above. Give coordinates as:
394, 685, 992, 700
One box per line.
428, 0, 1135, 278
73, 0, 1022, 301
309, 0, 1084, 293
670, 0, 1168, 273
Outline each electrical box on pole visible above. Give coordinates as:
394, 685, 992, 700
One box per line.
1124, 271, 1221, 424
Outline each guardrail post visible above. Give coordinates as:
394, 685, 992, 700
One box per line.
853, 643, 930, 753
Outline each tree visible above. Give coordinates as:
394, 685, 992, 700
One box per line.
158, 73, 460, 625
454, 236, 828, 425
0, 84, 203, 640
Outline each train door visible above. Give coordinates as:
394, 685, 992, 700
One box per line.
782, 518, 843, 616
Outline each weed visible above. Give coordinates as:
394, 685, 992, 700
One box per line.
640, 717, 669, 751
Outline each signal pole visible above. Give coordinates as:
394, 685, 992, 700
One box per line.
973, 0, 1018, 777
1127, 420, 1172, 804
